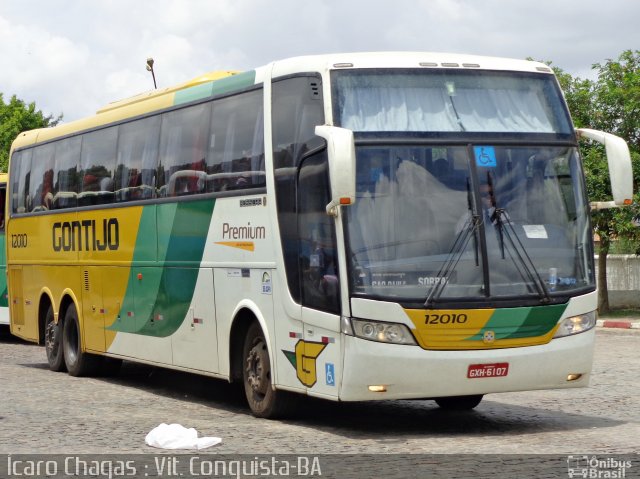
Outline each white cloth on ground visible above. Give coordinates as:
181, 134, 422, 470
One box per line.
145, 423, 222, 450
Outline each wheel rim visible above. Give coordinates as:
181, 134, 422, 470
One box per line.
245, 338, 270, 397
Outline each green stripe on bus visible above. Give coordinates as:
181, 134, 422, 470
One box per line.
174, 71, 257, 105
109, 199, 215, 337
504, 303, 567, 339
135, 199, 215, 336
466, 303, 567, 341
466, 307, 529, 340
107, 205, 158, 333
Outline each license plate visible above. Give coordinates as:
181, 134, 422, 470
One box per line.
467, 362, 509, 378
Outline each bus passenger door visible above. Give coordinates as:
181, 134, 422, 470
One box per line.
298, 152, 342, 398
171, 268, 218, 372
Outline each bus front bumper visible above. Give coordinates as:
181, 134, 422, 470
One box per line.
338, 328, 595, 401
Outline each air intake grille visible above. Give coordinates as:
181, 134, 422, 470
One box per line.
309, 80, 320, 98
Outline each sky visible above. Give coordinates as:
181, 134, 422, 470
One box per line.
1, 0, 638, 122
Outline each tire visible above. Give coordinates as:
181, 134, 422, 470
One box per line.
435, 394, 483, 411
242, 322, 297, 419
44, 305, 66, 372
62, 304, 100, 377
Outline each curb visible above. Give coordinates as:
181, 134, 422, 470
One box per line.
597, 319, 640, 329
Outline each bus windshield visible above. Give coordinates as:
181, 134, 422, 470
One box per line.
343, 144, 593, 304
332, 69, 573, 134
332, 70, 591, 305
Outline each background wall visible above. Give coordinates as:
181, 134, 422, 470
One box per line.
596, 255, 640, 309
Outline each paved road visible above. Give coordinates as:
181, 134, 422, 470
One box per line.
0, 326, 638, 458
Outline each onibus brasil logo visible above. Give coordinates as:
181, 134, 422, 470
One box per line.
567, 455, 632, 478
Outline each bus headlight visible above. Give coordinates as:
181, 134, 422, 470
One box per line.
351, 319, 417, 345
553, 311, 596, 338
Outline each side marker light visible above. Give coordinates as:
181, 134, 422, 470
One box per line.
368, 385, 387, 393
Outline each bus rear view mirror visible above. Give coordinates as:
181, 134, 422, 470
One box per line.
576, 128, 634, 208
315, 125, 356, 216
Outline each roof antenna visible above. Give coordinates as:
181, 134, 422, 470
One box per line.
146, 57, 157, 89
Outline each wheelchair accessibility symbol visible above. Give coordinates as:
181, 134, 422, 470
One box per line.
474, 146, 497, 167
325, 363, 335, 386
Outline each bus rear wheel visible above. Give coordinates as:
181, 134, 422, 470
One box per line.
435, 394, 483, 410
242, 322, 296, 419
62, 304, 100, 377
44, 305, 65, 372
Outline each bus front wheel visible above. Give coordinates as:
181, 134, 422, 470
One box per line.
62, 304, 99, 377
242, 322, 296, 419
44, 305, 65, 372
435, 394, 483, 410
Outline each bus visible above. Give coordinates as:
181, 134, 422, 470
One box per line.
7, 53, 633, 418
0, 173, 8, 325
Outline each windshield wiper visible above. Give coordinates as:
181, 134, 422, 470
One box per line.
424, 214, 480, 307
445, 81, 466, 132
484, 171, 550, 303
425, 179, 480, 307
493, 208, 551, 302
448, 95, 466, 132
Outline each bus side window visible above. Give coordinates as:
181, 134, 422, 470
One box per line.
29, 144, 55, 212
79, 127, 117, 207
115, 115, 160, 202
10, 149, 32, 214
272, 75, 325, 304
207, 89, 264, 192
158, 103, 211, 197
54, 136, 82, 209
297, 151, 340, 314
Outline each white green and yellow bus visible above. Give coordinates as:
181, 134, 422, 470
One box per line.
0, 173, 8, 325
7, 53, 633, 417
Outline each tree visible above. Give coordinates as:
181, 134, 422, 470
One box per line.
553, 65, 596, 130
592, 50, 640, 152
0, 94, 61, 172
556, 51, 640, 313
583, 149, 640, 312
586, 51, 640, 313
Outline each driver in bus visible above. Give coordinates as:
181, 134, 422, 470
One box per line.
455, 181, 511, 234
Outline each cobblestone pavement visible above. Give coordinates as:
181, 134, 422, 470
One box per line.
0, 326, 638, 455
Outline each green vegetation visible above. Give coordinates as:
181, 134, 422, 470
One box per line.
553, 50, 640, 313
0, 94, 61, 172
